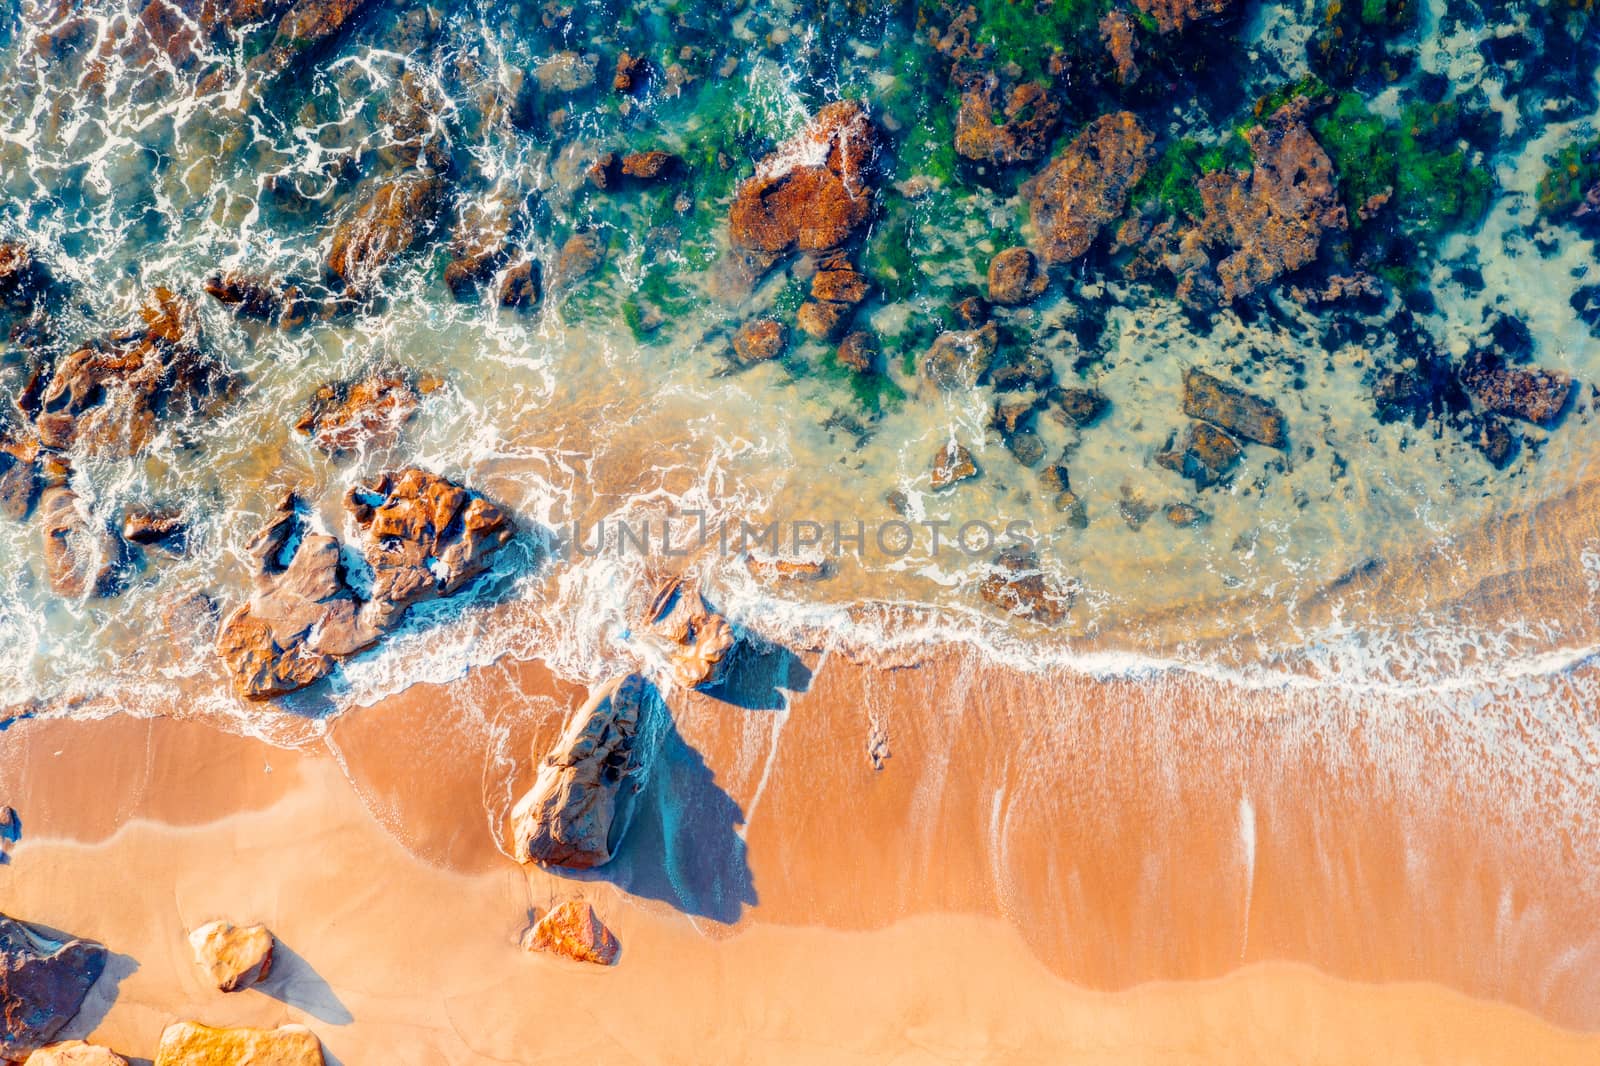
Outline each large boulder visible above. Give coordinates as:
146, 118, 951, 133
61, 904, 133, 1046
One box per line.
521, 901, 619, 966
1182, 368, 1287, 447
24, 1041, 129, 1065
326, 175, 444, 297
512, 674, 661, 870
728, 101, 880, 277
0, 916, 108, 1061
646, 579, 735, 690
1024, 112, 1153, 264
188, 921, 274, 993
153, 1022, 322, 1066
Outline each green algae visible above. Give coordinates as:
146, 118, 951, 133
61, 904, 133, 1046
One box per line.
1537, 135, 1600, 220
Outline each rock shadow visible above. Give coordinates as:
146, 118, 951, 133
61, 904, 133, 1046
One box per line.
699, 628, 813, 711
57, 949, 138, 1040
568, 701, 758, 925
255, 938, 354, 1025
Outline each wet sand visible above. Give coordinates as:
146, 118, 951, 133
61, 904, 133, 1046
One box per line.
4, 631, 1600, 1063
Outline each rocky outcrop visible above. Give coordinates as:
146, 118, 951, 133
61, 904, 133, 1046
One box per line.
512, 674, 661, 870
33, 289, 231, 458
986, 247, 1047, 305
0, 916, 107, 1061
188, 921, 274, 993
216, 470, 514, 698
1133, 0, 1237, 33
153, 1022, 323, 1066
918, 322, 998, 391
522, 901, 619, 966
1156, 421, 1241, 488
930, 441, 978, 490
39, 487, 122, 598
1460, 353, 1574, 426
728, 102, 879, 277
1024, 113, 1153, 264
293, 369, 442, 457
326, 175, 444, 297
977, 549, 1072, 624
732, 319, 787, 364
1182, 369, 1286, 447
1191, 100, 1346, 303
955, 79, 1063, 167
23, 1041, 129, 1065
647, 579, 735, 690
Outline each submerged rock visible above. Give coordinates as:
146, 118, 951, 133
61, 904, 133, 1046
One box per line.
203, 272, 286, 322
24, 1041, 129, 1065
498, 260, 542, 309
0, 433, 41, 521
1133, 0, 1238, 33
1024, 112, 1153, 264
325, 175, 444, 297
555, 231, 605, 287
0, 242, 54, 314
613, 51, 650, 94
728, 101, 879, 276
536, 51, 597, 93
1053, 387, 1110, 427
512, 674, 661, 870
837, 330, 880, 373
153, 1022, 322, 1066
38, 487, 122, 598
1460, 352, 1574, 426
293, 369, 442, 457
986, 247, 1048, 305
1156, 421, 1242, 488
522, 901, 619, 966
930, 440, 978, 490
977, 548, 1072, 624
732, 319, 787, 364
121, 506, 185, 551
955, 79, 1063, 167
188, 920, 274, 992
918, 322, 999, 391
1182, 368, 1287, 447
0, 915, 108, 1061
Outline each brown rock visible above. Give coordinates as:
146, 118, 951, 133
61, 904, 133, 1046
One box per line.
1165, 502, 1208, 526
613, 51, 650, 94
647, 579, 735, 690
620, 151, 680, 180
918, 322, 999, 390
0, 433, 40, 521
810, 267, 870, 305
931, 440, 979, 490
0, 242, 52, 313
121, 507, 185, 550
952, 295, 989, 329
203, 272, 283, 321
585, 152, 619, 190
1024, 112, 1154, 264
728, 101, 879, 276
990, 395, 1039, 436
499, 260, 541, 309
1133, 0, 1237, 33
1193, 100, 1347, 302
556, 231, 604, 286
1460, 353, 1574, 426
745, 555, 832, 582
837, 331, 879, 373
1054, 490, 1088, 528
522, 901, 619, 966
977, 548, 1072, 624
153, 1022, 322, 1066
325, 175, 443, 296
1100, 10, 1140, 83
293, 369, 441, 457
512, 674, 660, 869
1054, 387, 1109, 426
23, 1041, 129, 1065
1156, 420, 1243, 488
1183, 368, 1286, 447
732, 319, 787, 363
38, 487, 121, 599
0, 917, 107, 1062
795, 299, 849, 340
187, 921, 274, 993
955, 79, 1063, 167
986, 247, 1047, 305
206, 0, 373, 96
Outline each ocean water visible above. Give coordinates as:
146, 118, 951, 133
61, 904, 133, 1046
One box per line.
0, 0, 1598, 738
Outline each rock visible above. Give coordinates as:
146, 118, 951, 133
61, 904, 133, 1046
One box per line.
977, 548, 1072, 624
1133, 0, 1237, 33
1460, 352, 1574, 426
536, 51, 596, 92
990, 395, 1039, 436
0, 434, 40, 521
1053, 387, 1109, 426
837, 331, 879, 373
34, 289, 232, 457
38, 487, 122, 599
521, 901, 619, 966
1156, 421, 1242, 488
646, 579, 735, 690
216, 494, 375, 699
988, 351, 1053, 392
1192, 100, 1347, 303
1024, 112, 1153, 264
0, 242, 53, 314
556, 232, 604, 286
121, 507, 185, 550
795, 299, 849, 340
343, 468, 516, 633
203, 272, 284, 321
1183, 368, 1287, 447
1099, 10, 1140, 84
620, 151, 680, 180
1004, 431, 1045, 467
613, 51, 650, 93
1054, 490, 1088, 528
187, 921, 273, 993
930, 441, 978, 490
293, 369, 442, 457
201, 0, 373, 96
728, 101, 879, 276
918, 322, 999, 391
952, 295, 989, 329
810, 267, 870, 305
512, 674, 661, 870
153, 1022, 322, 1066
745, 555, 832, 582
375, 68, 448, 170
1165, 503, 1208, 526
443, 190, 522, 300
955, 78, 1062, 167
0, 915, 107, 1061
986, 247, 1047, 305
1471, 414, 1518, 468
732, 319, 787, 363
498, 260, 541, 309
325, 175, 444, 297
23, 1040, 129, 1065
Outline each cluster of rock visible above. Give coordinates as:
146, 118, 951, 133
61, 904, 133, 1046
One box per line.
1157, 369, 1287, 489
292, 368, 443, 458
216, 468, 515, 698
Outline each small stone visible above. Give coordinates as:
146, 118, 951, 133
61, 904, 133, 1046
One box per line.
1054, 490, 1088, 528
952, 295, 989, 328
1156, 421, 1243, 488
987, 247, 1048, 305
121, 508, 185, 550
620, 151, 680, 180
1165, 503, 1208, 527
796, 299, 850, 340
523, 901, 619, 965
1054, 387, 1109, 426
733, 319, 787, 363
837, 331, 879, 373
1005, 432, 1045, 467
188, 921, 274, 993
930, 441, 978, 490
